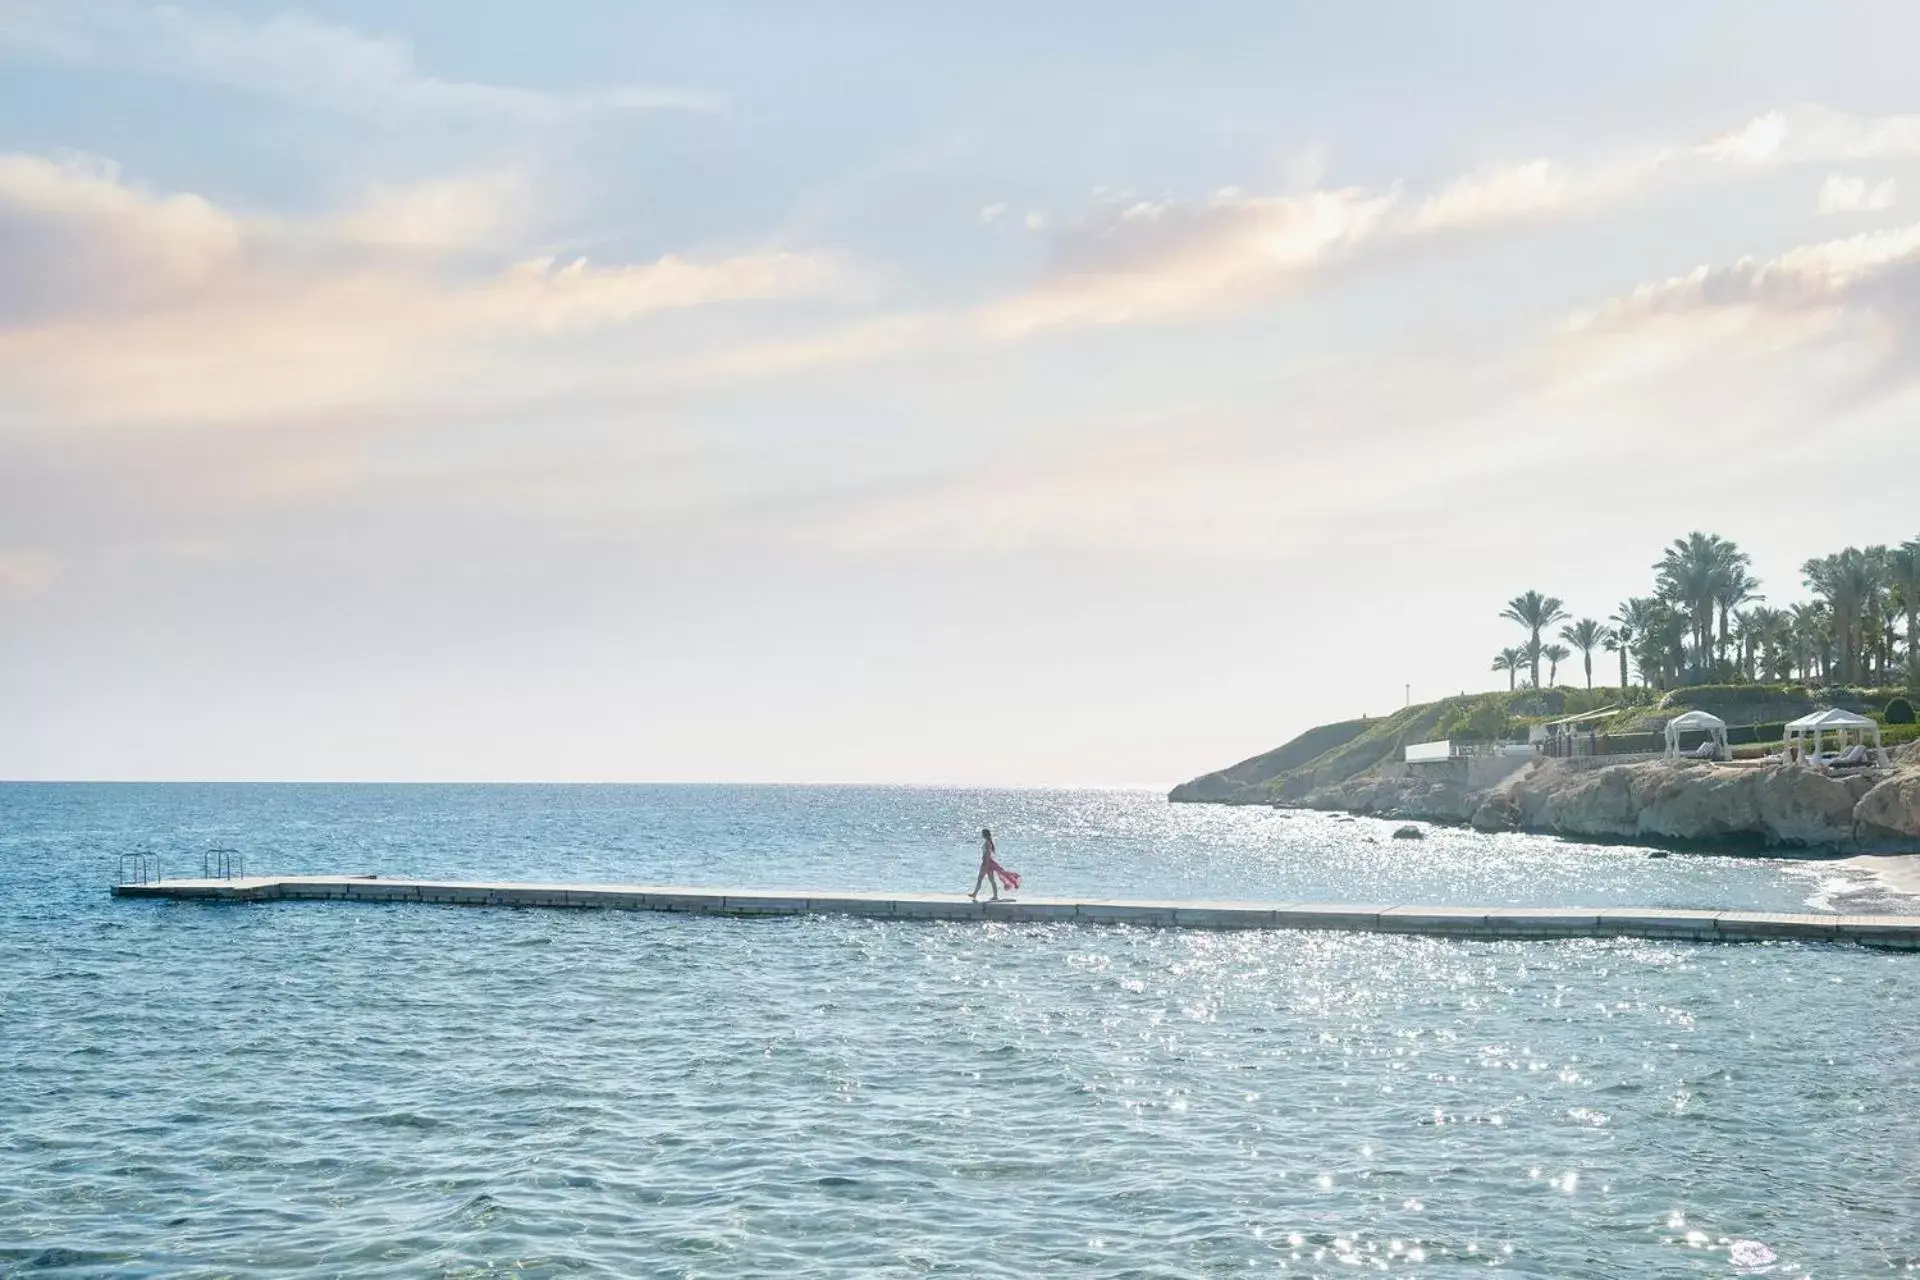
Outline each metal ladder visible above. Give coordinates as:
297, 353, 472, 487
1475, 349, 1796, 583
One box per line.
117, 850, 162, 886
202, 846, 245, 880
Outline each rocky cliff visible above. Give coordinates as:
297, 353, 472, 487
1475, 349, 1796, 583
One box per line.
1283, 748, 1920, 851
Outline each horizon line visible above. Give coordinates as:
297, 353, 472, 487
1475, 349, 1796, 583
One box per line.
0, 777, 1172, 791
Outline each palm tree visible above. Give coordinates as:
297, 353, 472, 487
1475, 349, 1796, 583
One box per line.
1610, 597, 1662, 688
1604, 626, 1630, 691
1654, 533, 1726, 672
1744, 606, 1791, 681
1653, 532, 1757, 679
1490, 647, 1525, 691
1862, 559, 1894, 683
1542, 642, 1571, 687
1714, 560, 1762, 672
1500, 590, 1568, 690
1804, 548, 1886, 684
1789, 601, 1831, 681
1892, 538, 1920, 681
1729, 609, 1762, 681
1559, 618, 1607, 690
1632, 600, 1689, 690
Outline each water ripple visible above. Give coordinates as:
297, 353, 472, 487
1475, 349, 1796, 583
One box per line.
3, 784, 1918, 1277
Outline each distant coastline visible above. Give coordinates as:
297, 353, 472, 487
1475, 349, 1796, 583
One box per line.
1175, 528, 1920, 853
1170, 684, 1920, 854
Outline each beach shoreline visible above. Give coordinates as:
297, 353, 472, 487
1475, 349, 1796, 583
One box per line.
1838, 852, 1920, 900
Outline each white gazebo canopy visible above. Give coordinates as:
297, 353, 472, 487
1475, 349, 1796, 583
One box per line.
1784, 708, 1887, 766
1664, 709, 1729, 761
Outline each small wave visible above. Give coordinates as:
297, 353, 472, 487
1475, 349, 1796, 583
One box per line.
3, 1246, 135, 1270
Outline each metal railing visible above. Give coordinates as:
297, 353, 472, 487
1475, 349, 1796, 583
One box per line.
113, 846, 251, 886
202, 846, 245, 880
117, 851, 161, 885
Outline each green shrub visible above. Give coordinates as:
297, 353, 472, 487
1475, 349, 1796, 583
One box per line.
1887, 696, 1916, 725
1660, 682, 1805, 707
1729, 723, 1920, 755
1462, 699, 1511, 741
1435, 695, 1513, 742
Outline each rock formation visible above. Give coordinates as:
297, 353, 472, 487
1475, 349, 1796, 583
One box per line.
1281, 755, 1920, 851
1856, 768, 1920, 842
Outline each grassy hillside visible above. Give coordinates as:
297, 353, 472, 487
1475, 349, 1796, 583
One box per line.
1171, 691, 1536, 803
1170, 682, 1916, 803
1191, 717, 1375, 791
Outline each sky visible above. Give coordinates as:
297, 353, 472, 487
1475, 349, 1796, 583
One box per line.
5, 1, 1920, 785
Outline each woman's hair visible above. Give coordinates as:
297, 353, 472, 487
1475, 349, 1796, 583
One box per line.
981, 827, 992, 838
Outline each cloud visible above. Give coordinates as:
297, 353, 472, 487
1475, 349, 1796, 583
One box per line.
798, 193, 1920, 561
0, 153, 243, 323
326, 173, 528, 250
675, 312, 952, 383
478, 253, 836, 333
976, 147, 1671, 336
1407, 160, 1573, 231
1818, 173, 1898, 215
659, 145, 1697, 375
1699, 104, 1920, 165
1697, 111, 1790, 164
1, 2, 722, 122
397, 97, 1920, 397
1575, 222, 1920, 329
1405, 154, 1666, 232
777, 341, 1787, 561
957, 100, 1920, 345
978, 187, 1399, 335
0, 154, 838, 424
971, 102, 1920, 342
787, 252, 1920, 565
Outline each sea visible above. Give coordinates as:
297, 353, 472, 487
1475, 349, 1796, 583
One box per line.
2, 782, 1917, 1278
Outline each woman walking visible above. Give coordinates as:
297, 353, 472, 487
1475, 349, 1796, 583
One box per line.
969, 827, 1020, 900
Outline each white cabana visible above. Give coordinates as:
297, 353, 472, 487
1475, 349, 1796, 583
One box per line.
1783, 708, 1888, 766
1664, 709, 1729, 761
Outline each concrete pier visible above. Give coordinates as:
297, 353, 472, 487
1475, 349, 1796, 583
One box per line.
110, 876, 1920, 947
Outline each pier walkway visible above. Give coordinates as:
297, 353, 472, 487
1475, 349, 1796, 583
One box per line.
112, 876, 1920, 947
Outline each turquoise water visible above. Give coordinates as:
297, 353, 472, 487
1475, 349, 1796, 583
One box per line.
3, 783, 1917, 1277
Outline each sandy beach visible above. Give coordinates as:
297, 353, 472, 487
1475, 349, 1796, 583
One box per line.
1838, 852, 1920, 901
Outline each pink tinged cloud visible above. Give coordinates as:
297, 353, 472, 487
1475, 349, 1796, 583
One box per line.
0, 154, 840, 424
975, 101, 1920, 345
1404, 153, 1668, 233
976, 145, 1675, 339
1575, 222, 1920, 327
487, 254, 837, 333
0, 154, 243, 322
978, 187, 1399, 335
